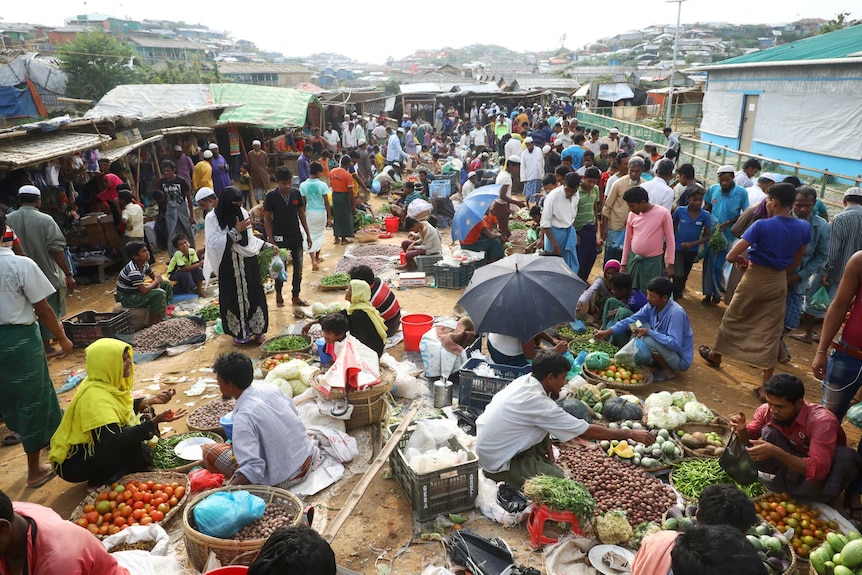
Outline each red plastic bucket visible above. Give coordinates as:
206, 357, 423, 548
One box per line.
402, 314, 434, 352
384, 216, 400, 233
204, 567, 249, 575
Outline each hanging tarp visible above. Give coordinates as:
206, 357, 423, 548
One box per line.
212, 84, 319, 129
85, 84, 224, 121
101, 135, 164, 163
597, 83, 635, 102
0, 55, 67, 94
700, 91, 744, 139
0, 85, 38, 119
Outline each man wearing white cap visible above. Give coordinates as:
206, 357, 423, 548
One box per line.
601, 127, 620, 154
520, 137, 544, 206
470, 122, 487, 155
323, 123, 340, 152
386, 128, 407, 166
746, 173, 777, 207
209, 143, 232, 196
491, 156, 526, 240
193, 150, 214, 194
461, 171, 478, 200
341, 121, 357, 150
700, 164, 749, 304
248, 140, 269, 205
194, 188, 220, 284
7, 185, 76, 359
173, 144, 194, 186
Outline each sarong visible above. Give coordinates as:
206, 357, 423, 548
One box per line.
628, 252, 663, 293
305, 209, 327, 253
714, 264, 787, 369
0, 323, 62, 453
575, 223, 598, 282
331, 192, 354, 238
702, 244, 728, 299
544, 226, 579, 275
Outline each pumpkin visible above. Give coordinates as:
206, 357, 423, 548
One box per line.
559, 398, 593, 422
602, 396, 644, 422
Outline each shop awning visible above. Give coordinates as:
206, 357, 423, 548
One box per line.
147, 126, 215, 136
212, 84, 321, 129
0, 132, 111, 169
100, 134, 164, 163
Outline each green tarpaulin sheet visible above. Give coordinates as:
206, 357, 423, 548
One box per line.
212, 84, 319, 129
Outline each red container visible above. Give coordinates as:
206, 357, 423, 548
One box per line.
399, 251, 407, 265
384, 216, 400, 233
401, 314, 433, 352
204, 567, 249, 575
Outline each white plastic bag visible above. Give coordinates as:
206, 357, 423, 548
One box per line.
407, 198, 433, 218
475, 471, 531, 526
306, 425, 358, 463
101, 524, 170, 556
380, 353, 421, 399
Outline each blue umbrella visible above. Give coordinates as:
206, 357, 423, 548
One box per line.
457, 253, 588, 341
451, 184, 502, 242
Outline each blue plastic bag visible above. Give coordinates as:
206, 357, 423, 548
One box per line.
193, 490, 267, 538
633, 337, 652, 365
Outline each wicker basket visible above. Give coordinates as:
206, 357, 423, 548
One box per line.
554, 323, 577, 341
187, 398, 237, 437
582, 367, 654, 391
259, 352, 315, 376
182, 485, 303, 571
154, 431, 225, 472
355, 228, 381, 243
676, 422, 732, 459
324, 366, 394, 430
259, 335, 313, 357
70, 471, 191, 537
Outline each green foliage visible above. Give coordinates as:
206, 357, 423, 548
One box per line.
382, 78, 400, 95
57, 31, 137, 100
819, 12, 859, 34
138, 57, 221, 85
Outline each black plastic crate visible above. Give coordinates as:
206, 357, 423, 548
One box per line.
63, 310, 133, 348
457, 357, 531, 409
416, 255, 443, 272
388, 423, 479, 521
433, 263, 475, 289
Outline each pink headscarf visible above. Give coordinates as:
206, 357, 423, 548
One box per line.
97, 173, 123, 203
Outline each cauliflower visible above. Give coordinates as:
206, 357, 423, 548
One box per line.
631, 521, 662, 550
595, 510, 633, 545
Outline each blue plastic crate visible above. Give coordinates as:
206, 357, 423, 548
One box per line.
457, 357, 531, 409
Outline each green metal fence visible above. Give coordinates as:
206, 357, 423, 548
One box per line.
577, 110, 862, 215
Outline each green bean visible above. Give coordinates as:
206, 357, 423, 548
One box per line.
153, 432, 217, 469
320, 273, 351, 286
671, 459, 765, 500
263, 335, 310, 352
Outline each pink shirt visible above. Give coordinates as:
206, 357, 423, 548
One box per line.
622, 204, 675, 265
746, 401, 846, 482
1, 503, 129, 575
632, 529, 677, 575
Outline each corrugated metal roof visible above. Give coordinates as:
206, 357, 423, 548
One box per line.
0, 132, 110, 168
216, 62, 312, 75
704, 24, 862, 68
128, 37, 207, 50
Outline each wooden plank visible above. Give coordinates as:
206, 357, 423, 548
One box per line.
323, 400, 421, 544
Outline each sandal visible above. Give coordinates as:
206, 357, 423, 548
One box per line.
751, 387, 766, 403
2, 433, 21, 446
292, 298, 309, 307
699, 345, 721, 368
26, 470, 56, 489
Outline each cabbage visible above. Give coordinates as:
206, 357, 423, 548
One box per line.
270, 362, 300, 381
271, 377, 292, 397
644, 391, 673, 410
311, 302, 327, 316
683, 401, 714, 423
289, 379, 309, 396
327, 302, 342, 313
671, 391, 697, 409
647, 406, 687, 429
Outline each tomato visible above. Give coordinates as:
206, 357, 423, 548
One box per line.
108, 491, 118, 501
114, 484, 126, 493
153, 484, 164, 492
140, 516, 153, 526
142, 493, 152, 504
776, 505, 787, 518
132, 501, 144, 510
157, 503, 170, 514
87, 524, 100, 535
124, 490, 133, 500
85, 511, 100, 525
146, 481, 154, 490
132, 509, 144, 520
168, 497, 178, 507
132, 492, 143, 502
75, 517, 90, 528
98, 525, 110, 535
120, 506, 133, 518
174, 486, 186, 499
150, 510, 164, 522
786, 503, 797, 513
97, 492, 109, 502
103, 512, 113, 523
115, 494, 125, 504
153, 497, 165, 507
163, 486, 174, 497
114, 516, 126, 527
153, 490, 165, 500
108, 525, 120, 535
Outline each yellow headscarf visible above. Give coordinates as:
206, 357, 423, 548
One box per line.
347, 279, 388, 342
49, 338, 139, 465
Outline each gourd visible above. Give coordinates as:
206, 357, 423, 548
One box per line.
602, 396, 644, 422
559, 398, 592, 422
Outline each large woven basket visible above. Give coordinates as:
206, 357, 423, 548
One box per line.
187, 398, 236, 437
676, 422, 732, 459
70, 471, 191, 538
182, 485, 303, 571
325, 366, 394, 430
582, 366, 654, 391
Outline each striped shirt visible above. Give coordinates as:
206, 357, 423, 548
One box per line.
116, 261, 151, 295
824, 204, 862, 284
370, 278, 400, 321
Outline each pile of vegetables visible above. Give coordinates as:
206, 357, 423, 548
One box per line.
187, 398, 235, 430
568, 335, 618, 356
260, 353, 311, 374
573, 383, 616, 419
601, 425, 682, 469
756, 492, 841, 559
153, 432, 220, 469
263, 358, 317, 398
320, 273, 351, 287
671, 459, 766, 501
231, 504, 296, 541
378, 203, 391, 214
644, 391, 716, 429
262, 335, 311, 353
746, 522, 797, 575
602, 395, 643, 422
508, 221, 527, 231
631, 521, 662, 550
663, 503, 698, 531
678, 429, 726, 457
310, 301, 344, 317
556, 324, 577, 340
559, 444, 677, 530
811, 531, 862, 574
595, 510, 633, 545
708, 226, 728, 252
522, 475, 596, 524
197, 303, 220, 322
589, 358, 647, 385
73, 479, 186, 536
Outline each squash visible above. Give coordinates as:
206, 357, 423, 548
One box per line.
602, 396, 644, 422
559, 398, 593, 422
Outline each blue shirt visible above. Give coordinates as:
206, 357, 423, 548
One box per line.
299, 178, 329, 211
610, 299, 694, 370
561, 146, 584, 170
673, 206, 711, 252
743, 216, 811, 270
297, 154, 311, 183
792, 214, 830, 294
704, 183, 749, 242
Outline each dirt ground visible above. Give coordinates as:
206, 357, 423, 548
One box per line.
0, 194, 855, 574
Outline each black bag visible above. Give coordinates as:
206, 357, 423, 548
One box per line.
447, 531, 538, 575
719, 434, 759, 485
496, 483, 529, 514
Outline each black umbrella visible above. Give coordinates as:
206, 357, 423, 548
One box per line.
457, 253, 588, 341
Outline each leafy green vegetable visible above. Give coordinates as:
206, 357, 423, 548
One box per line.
197, 304, 220, 322
263, 335, 311, 352
258, 248, 291, 282
378, 203, 391, 214
568, 334, 618, 356
672, 459, 765, 500
508, 221, 527, 230
708, 226, 727, 252
523, 475, 596, 523
320, 273, 351, 286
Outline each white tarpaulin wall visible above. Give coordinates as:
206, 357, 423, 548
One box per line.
700, 91, 744, 138
754, 93, 862, 161
85, 84, 219, 121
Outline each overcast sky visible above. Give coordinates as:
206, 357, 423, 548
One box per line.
3, 1, 857, 64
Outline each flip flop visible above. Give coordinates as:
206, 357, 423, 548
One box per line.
26, 470, 56, 489
2, 433, 21, 446
699, 345, 720, 368
292, 299, 309, 307
788, 333, 813, 344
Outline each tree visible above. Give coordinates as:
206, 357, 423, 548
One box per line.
819, 12, 859, 34
57, 31, 138, 100
137, 56, 221, 85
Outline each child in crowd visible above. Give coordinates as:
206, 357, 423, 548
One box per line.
526, 205, 544, 252
577, 259, 621, 326
238, 163, 252, 209
601, 272, 648, 346
399, 217, 442, 270
167, 234, 206, 297
118, 189, 144, 261
672, 186, 711, 300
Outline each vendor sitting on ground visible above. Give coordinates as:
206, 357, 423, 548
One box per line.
487, 330, 569, 368
460, 211, 505, 263
593, 277, 694, 382
731, 374, 860, 503
166, 234, 206, 297
599, 271, 648, 346
476, 350, 655, 488
49, 338, 185, 486
349, 265, 401, 337
115, 241, 173, 325
633, 483, 758, 575
204, 352, 316, 489
388, 181, 424, 223
317, 313, 380, 390
303, 279, 387, 357
0, 489, 131, 575
399, 217, 442, 270
670, 525, 766, 575
576, 259, 621, 325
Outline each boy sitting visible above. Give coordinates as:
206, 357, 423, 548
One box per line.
115, 241, 173, 325
601, 272, 648, 346
166, 234, 206, 297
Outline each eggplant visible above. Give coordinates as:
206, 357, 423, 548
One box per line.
766, 557, 784, 572
757, 551, 768, 563
667, 505, 684, 519
685, 505, 698, 518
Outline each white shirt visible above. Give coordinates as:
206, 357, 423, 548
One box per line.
557, 132, 574, 148
372, 126, 388, 141
0, 247, 56, 325
495, 170, 513, 205
121, 203, 144, 238
342, 127, 357, 149
462, 179, 476, 198
747, 185, 767, 207
487, 333, 523, 356
476, 374, 588, 472
584, 139, 601, 154
734, 171, 755, 188
642, 177, 675, 212
504, 138, 523, 160
471, 128, 487, 147
605, 173, 621, 198
541, 186, 579, 229
323, 130, 339, 149
520, 147, 544, 182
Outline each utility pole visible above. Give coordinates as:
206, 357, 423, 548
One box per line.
665, 0, 686, 129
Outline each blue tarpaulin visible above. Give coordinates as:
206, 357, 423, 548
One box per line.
0, 85, 38, 119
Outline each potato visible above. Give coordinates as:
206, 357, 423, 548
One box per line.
681, 434, 706, 449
